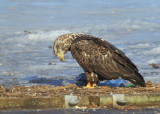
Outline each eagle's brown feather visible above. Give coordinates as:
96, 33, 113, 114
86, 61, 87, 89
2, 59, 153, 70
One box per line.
70, 36, 145, 86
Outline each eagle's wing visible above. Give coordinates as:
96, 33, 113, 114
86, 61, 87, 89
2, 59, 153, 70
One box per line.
70, 36, 145, 86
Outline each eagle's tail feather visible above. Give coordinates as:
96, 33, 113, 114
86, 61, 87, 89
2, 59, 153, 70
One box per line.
127, 73, 146, 87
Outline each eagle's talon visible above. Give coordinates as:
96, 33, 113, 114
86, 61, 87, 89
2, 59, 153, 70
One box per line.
83, 82, 97, 88
86, 82, 92, 87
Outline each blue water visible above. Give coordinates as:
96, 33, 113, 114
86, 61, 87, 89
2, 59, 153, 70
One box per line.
0, 0, 160, 86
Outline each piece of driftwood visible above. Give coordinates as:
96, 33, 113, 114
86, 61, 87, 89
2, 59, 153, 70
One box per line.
148, 63, 160, 69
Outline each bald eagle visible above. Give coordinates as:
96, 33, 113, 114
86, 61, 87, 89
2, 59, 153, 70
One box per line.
53, 33, 146, 87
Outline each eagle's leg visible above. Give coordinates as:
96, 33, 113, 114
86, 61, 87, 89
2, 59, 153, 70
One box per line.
85, 72, 98, 88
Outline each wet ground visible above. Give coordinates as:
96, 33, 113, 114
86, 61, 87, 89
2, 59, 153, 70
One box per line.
1, 108, 160, 114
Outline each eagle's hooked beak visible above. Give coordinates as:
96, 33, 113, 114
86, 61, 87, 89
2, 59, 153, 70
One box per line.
57, 53, 65, 62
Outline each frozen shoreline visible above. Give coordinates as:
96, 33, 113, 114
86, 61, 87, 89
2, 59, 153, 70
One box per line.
0, 0, 160, 86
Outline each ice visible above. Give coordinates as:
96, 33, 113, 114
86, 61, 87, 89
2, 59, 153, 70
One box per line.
143, 47, 160, 55
0, 0, 160, 86
129, 43, 150, 49
147, 58, 160, 64
26, 30, 70, 41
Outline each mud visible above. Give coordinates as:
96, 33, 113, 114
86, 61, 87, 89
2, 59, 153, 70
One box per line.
0, 83, 160, 98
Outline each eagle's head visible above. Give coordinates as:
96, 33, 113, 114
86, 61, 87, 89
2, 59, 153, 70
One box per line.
53, 33, 84, 61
